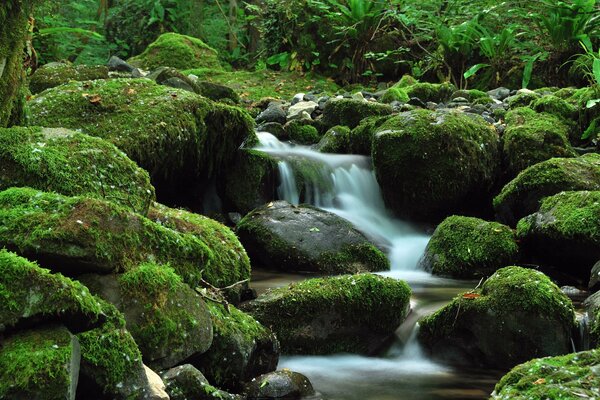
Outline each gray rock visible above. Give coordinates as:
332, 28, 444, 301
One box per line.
107, 56, 134, 72
303, 93, 317, 102
131, 68, 145, 78
288, 101, 319, 121
161, 364, 242, 400
590, 260, 600, 292
257, 122, 286, 138
256, 103, 287, 124
291, 93, 305, 105
487, 87, 511, 101
162, 77, 196, 93
246, 370, 317, 399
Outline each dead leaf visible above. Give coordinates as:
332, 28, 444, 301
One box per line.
170, 92, 178, 98
462, 292, 481, 299
267, 202, 274, 208
88, 95, 102, 105
125, 88, 136, 95
533, 378, 546, 385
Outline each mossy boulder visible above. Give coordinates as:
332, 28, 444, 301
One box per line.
394, 75, 418, 88
584, 291, 600, 347
161, 364, 242, 400
507, 91, 541, 109
284, 120, 321, 144
517, 191, 600, 277
372, 109, 499, 222
0, 188, 211, 284
347, 115, 390, 155
129, 32, 222, 71
491, 349, 600, 400
0, 249, 105, 333
0, 325, 80, 400
418, 266, 576, 368
419, 216, 519, 279
221, 149, 279, 215
321, 99, 392, 129
404, 82, 456, 103
502, 107, 577, 177
531, 95, 578, 122
451, 89, 490, 103
245, 370, 315, 400
79, 263, 213, 370
29, 62, 109, 94
494, 154, 600, 226
381, 87, 409, 104
192, 301, 279, 391
242, 274, 411, 354
236, 201, 389, 274
27, 78, 255, 205
0, 126, 155, 214
316, 125, 351, 153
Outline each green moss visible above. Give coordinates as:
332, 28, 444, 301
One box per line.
322, 99, 392, 129
503, 107, 577, 176
316, 125, 351, 153
507, 92, 541, 109
347, 115, 390, 155
129, 32, 222, 71
420, 216, 519, 279
404, 82, 456, 103
381, 87, 409, 103
243, 274, 411, 354
531, 95, 577, 121
0, 188, 211, 285
285, 120, 321, 144
394, 75, 418, 88
317, 243, 390, 274
493, 154, 600, 226
29, 63, 109, 94
0, 249, 105, 331
27, 78, 256, 187
0, 126, 155, 214
492, 349, 600, 399
148, 203, 251, 288
451, 89, 490, 102
0, 325, 77, 399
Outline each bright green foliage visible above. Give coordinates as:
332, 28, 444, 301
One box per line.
129, 32, 222, 71
381, 87, 409, 103
492, 349, 600, 399
29, 62, 108, 94
0, 325, 78, 399
322, 99, 392, 129
420, 216, 519, 279
0, 188, 211, 285
147, 203, 251, 288
0, 126, 155, 214
243, 274, 411, 354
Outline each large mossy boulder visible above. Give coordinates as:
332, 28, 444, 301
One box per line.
404, 82, 456, 103
148, 203, 251, 288
192, 301, 279, 391
418, 266, 576, 369
0, 188, 211, 283
494, 154, 600, 226
419, 216, 519, 279
241, 274, 411, 354
79, 263, 213, 370
129, 32, 222, 71
161, 364, 242, 400
315, 125, 351, 154
27, 78, 255, 205
372, 109, 499, 222
502, 107, 577, 178
236, 201, 389, 274
0, 126, 155, 214
517, 191, 600, 276
491, 349, 600, 400
0, 325, 81, 400
347, 115, 390, 155
321, 99, 392, 129
29, 62, 109, 94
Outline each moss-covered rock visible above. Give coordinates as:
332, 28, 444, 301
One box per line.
380, 87, 409, 104
29, 62, 109, 94
451, 89, 490, 103
129, 32, 222, 71
372, 109, 499, 222
161, 364, 242, 400
0, 126, 155, 214
517, 191, 600, 276
394, 75, 418, 88
245, 370, 315, 400
347, 115, 390, 155
404, 82, 456, 103
491, 349, 600, 400
531, 94, 578, 122
418, 266, 575, 368
147, 203, 251, 288
584, 291, 600, 348
502, 107, 577, 177
0, 188, 211, 283
236, 201, 389, 274
0, 249, 105, 333
221, 149, 279, 215
242, 274, 411, 354
0, 325, 80, 400
79, 263, 213, 370
284, 120, 321, 144
27, 78, 255, 205
315, 125, 351, 153
507, 91, 541, 109
419, 216, 519, 279
192, 301, 279, 391
494, 154, 600, 226
321, 99, 392, 129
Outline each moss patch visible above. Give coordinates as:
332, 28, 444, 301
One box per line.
381, 87, 409, 103
316, 125, 351, 153
0, 126, 155, 214
29, 62, 108, 94
404, 82, 456, 103
285, 120, 321, 144
322, 99, 392, 129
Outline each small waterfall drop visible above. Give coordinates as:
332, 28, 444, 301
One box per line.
255, 132, 431, 279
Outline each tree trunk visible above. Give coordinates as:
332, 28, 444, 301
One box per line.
0, 0, 38, 127
228, 0, 238, 51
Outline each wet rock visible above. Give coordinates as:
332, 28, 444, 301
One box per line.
487, 87, 511, 101
589, 260, 600, 292
246, 370, 316, 399
236, 201, 389, 274
257, 102, 287, 125
107, 55, 134, 72
284, 120, 321, 144
584, 291, 600, 347
161, 364, 241, 400
257, 122, 286, 138
419, 266, 576, 369
287, 101, 318, 121
316, 125, 351, 153
242, 274, 411, 354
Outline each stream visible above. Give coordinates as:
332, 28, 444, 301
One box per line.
250, 132, 504, 399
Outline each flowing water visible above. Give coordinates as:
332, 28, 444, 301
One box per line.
250, 132, 504, 399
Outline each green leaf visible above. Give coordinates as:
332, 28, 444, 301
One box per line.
586, 98, 600, 108
581, 119, 597, 140
593, 58, 600, 85
522, 53, 542, 89
463, 63, 489, 79
309, 227, 320, 232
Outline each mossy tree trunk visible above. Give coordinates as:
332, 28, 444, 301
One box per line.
0, 0, 38, 127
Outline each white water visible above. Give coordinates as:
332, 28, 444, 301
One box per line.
255, 132, 432, 283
